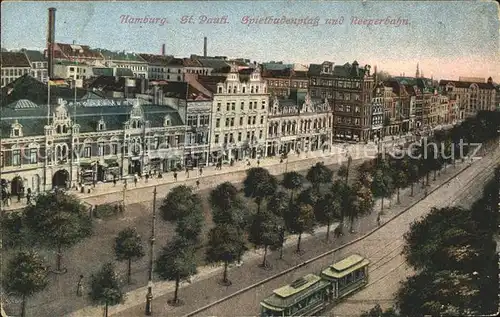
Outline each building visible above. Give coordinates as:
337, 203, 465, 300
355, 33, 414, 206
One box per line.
140, 54, 213, 81
24, 50, 48, 83
53, 60, 94, 80
308, 61, 375, 142
458, 76, 485, 83
0, 75, 186, 195
262, 67, 309, 98
0, 52, 31, 87
439, 77, 497, 117
369, 97, 384, 140
50, 42, 105, 65
198, 66, 270, 164
100, 49, 149, 78
266, 93, 333, 157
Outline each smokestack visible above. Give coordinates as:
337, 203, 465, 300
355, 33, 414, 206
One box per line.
161, 44, 165, 56
47, 8, 56, 79
203, 37, 207, 57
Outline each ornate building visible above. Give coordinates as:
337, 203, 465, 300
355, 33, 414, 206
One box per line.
262, 67, 309, 98
266, 94, 333, 157
308, 61, 375, 142
0, 76, 185, 197
198, 66, 270, 163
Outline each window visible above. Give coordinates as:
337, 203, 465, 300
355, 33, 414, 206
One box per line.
239, 117, 243, 126
260, 116, 264, 124
247, 116, 251, 125
112, 143, 118, 155
225, 118, 230, 127
13, 129, 20, 137
256, 86, 259, 93
98, 143, 104, 156
30, 149, 38, 164
84, 145, 91, 158
230, 118, 235, 126
252, 116, 256, 125
231, 102, 236, 111
238, 132, 242, 141
12, 150, 21, 166
259, 130, 263, 139
223, 134, 228, 144
262, 100, 266, 109
187, 115, 198, 126
217, 103, 221, 111
214, 134, 219, 143
246, 131, 250, 140
250, 86, 254, 93
216, 118, 221, 128
242, 87, 246, 93
241, 101, 245, 110
226, 103, 230, 111
229, 133, 234, 143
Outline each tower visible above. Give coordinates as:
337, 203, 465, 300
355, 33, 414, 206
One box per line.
203, 37, 207, 57
416, 63, 420, 78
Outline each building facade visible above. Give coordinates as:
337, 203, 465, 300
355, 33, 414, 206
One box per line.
24, 50, 48, 83
369, 97, 384, 140
100, 50, 149, 78
439, 77, 497, 118
0, 52, 31, 87
262, 68, 309, 98
266, 94, 333, 157
199, 66, 270, 163
0, 76, 186, 197
309, 61, 375, 142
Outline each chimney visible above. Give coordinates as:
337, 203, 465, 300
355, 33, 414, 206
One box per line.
47, 8, 56, 79
203, 37, 207, 57
161, 44, 165, 56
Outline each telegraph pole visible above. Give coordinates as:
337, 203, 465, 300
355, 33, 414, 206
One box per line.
145, 186, 157, 315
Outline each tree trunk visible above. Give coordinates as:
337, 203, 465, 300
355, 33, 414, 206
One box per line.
21, 294, 26, 317
397, 188, 400, 204
256, 199, 261, 215
223, 261, 228, 283
173, 273, 180, 303
56, 244, 63, 271
426, 172, 430, 186
349, 216, 354, 232
127, 258, 132, 284
296, 233, 302, 253
380, 197, 384, 214
433, 170, 437, 181
410, 183, 414, 196
262, 245, 268, 266
104, 302, 109, 317
326, 220, 331, 241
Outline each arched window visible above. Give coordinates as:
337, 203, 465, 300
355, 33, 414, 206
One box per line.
56, 125, 62, 134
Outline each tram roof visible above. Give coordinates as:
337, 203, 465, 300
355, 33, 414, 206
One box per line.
322, 254, 370, 279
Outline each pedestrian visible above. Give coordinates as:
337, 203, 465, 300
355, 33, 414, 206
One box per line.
149, 170, 153, 178
199, 166, 203, 176
257, 159, 260, 167
17, 191, 21, 203
247, 160, 251, 166
185, 167, 190, 178
173, 171, 178, 181
92, 179, 96, 188
76, 274, 84, 296
113, 177, 117, 187
158, 172, 162, 179
377, 215, 381, 226
145, 173, 149, 183
26, 188, 32, 205
196, 180, 200, 189
134, 175, 138, 187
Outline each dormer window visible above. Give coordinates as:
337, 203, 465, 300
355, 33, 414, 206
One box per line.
97, 118, 106, 131
218, 86, 222, 93
10, 120, 23, 138
164, 115, 171, 127
242, 86, 246, 93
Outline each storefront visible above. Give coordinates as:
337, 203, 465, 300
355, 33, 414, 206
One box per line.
103, 159, 120, 181
79, 162, 96, 185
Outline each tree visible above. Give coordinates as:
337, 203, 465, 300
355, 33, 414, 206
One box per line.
243, 167, 278, 214
155, 237, 197, 305
406, 157, 420, 196
3, 251, 48, 317
160, 185, 201, 222
248, 209, 282, 267
393, 170, 407, 204
306, 162, 333, 191
337, 155, 353, 185
266, 190, 289, 258
113, 227, 145, 284
376, 70, 392, 81
314, 192, 341, 240
331, 179, 351, 229
89, 262, 124, 317
23, 190, 93, 272
284, 203, 315, 253
175, 207, 205, 246
371, 168, 394, 214
1, 211, 32, 250
205, 223, 245, 286
346, 180, 374, 232
281, 171, 304, 204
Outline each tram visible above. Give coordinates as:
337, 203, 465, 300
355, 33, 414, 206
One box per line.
260, 254, 370, 317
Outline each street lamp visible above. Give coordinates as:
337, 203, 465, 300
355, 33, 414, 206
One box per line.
145, 186, 157, 315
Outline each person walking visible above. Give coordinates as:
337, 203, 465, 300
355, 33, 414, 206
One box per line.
113, 177, 117, 187
196, 180, 200, 189
377, 214, 381, 226
26, 188, 32, 205
134, 174, 138, 187
185, 167, 190, 178
145, 173, 149, 183
199, 166, 203, 176
173, 171, 178, 181
76, 275, 84, 296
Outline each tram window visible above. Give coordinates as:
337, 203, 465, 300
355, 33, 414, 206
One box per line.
262, 309, 281, 317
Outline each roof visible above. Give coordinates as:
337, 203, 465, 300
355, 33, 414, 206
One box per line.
261, 274, 330, 309
1, 74, 88, 106
438, 79, 495, 90
321, 254, 370, 279
1, 52, 31, 67
23, 50, 47, 62
1, 100, 184, 137
93, 68, 114, 77
98, 49, 147, 62
262, 62, 293, 70
197, 75, 228, 93
263, 68, 292, 78
88, 76, 143, 93
182, 58, 203, 67
193, 58, 231, 72
55, 43, 104, 60
308, 62, 370, 78
138, 54, 174, 66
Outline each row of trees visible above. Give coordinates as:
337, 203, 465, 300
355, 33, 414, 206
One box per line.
360, 111, 500, 316
394, 165, 499, 316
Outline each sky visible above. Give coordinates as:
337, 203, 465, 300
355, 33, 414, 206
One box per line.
2, 0, 499, 80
